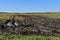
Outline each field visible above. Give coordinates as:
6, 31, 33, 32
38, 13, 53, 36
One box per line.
0, 34, 60, 40
0, 12, 60, 19
0, 12, 60, 40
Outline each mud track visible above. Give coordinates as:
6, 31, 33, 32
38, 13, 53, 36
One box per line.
0, 15, 60, 36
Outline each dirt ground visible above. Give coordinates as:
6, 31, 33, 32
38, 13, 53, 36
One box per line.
0, 15, 60, 36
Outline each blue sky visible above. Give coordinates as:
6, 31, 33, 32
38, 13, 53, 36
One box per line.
0, 0, 60, 12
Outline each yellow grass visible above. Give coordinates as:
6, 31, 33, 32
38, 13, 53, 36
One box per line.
0, 13, 60, 20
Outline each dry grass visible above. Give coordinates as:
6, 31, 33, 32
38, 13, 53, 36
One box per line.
0, 13, 60, 20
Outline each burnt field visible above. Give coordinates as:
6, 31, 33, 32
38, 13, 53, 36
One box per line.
0, 14, 60, 36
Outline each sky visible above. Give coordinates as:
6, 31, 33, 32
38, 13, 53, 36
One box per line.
0, 0, 60, 12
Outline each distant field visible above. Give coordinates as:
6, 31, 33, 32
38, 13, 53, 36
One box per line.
0, 13, 60, 20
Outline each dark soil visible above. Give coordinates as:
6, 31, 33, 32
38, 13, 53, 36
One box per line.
0, 15, 60, 36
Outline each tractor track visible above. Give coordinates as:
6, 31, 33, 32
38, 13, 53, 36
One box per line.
0, 15, 60, 36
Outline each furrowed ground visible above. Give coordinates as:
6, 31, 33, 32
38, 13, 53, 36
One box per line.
0, 12, 60, 40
